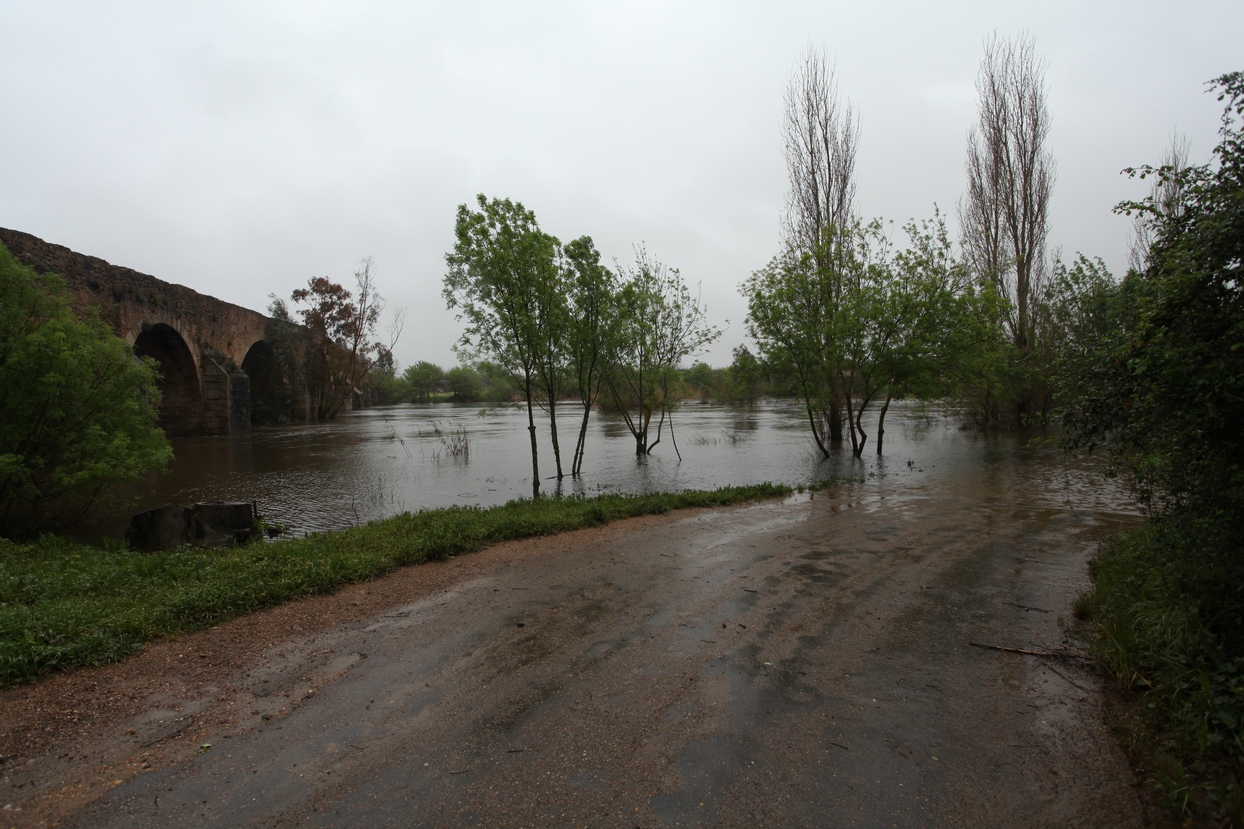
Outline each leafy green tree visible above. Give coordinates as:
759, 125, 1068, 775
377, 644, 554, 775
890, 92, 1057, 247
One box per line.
1041, 254, 1118, 417
823, 219, 906, 457
403, 361, 446, 403
748, 214, 993, 457
445, 365, 483, 401
474, 361, 518, 402
683, 360, 720, 400
744, 222, 865, 457
1061, 75, 1244, 818
1068, 72, 1244, 530
562, 236, 617, 476
723, 346, 764, 404
367, 347, 408, 405
530, 248, 572, 481
444, 195, 562, 497
259, 296, 312, 423
368, 364, 405, 405
881, 214, 1009, 445
0, 244, 172, 534
744, 247, 830, 456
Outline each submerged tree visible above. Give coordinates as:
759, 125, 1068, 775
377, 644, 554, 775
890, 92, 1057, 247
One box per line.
607, 246, 720, 457
781, 44, 860, 443
260, 295, 311, 424
444, 195, 561, 498
959, 32, 1055, 425
291, 257, 388, 419
747, 213, 989, 458
744, 247, 829, 457
562, 236, 617, 476
723, 345, 764, 405
530, 246, 572, 482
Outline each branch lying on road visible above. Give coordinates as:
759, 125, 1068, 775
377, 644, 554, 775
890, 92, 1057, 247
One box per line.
969, 641, 1093, 661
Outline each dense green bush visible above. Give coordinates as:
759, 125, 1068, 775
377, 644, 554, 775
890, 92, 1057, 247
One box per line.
1065, 73, 1244, 823
0, 243, 171, 534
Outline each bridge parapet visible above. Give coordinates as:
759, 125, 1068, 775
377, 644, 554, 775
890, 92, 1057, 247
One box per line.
0, 228, 306, 436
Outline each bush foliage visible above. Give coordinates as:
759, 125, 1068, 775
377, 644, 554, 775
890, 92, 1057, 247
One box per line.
0, 243, 171, 535
1066, 73, 1244, 823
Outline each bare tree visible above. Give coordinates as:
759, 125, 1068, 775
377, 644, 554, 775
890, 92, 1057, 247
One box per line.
781, 45, 859, 444
783, 46, 860, 258
960, 33, 1055, 356
1127, 134, 1190, 273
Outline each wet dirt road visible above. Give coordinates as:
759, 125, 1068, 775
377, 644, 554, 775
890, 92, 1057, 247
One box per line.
10, 448, 1152, 828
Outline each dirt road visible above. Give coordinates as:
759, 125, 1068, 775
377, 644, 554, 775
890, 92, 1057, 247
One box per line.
3, 456, 1153, 827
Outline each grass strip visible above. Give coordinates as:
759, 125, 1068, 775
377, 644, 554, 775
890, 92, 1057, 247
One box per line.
1080, 524, 1243, 824
0, 483, 792, 687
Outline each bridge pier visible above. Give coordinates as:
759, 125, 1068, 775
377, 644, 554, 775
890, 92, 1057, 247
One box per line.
200, 358, 252, 435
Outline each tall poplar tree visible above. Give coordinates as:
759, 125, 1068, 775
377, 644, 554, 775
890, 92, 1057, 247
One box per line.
781, 45, 860, 444
960, 32, 1055, 425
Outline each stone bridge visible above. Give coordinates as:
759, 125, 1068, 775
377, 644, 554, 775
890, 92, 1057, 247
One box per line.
1, 228, 312, 437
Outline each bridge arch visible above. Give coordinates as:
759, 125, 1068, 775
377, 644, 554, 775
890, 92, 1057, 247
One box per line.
241, 339, 288, 425
134, 323, 202, 437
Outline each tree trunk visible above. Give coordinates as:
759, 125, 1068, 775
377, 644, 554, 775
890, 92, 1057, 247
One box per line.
829, 389, 845, 445
668, 408, 682, 461
876, 392, 891, 456
524, 380, 540, 498
635, 406, 652, 456
547, 398, 563, 480
649, 408, 665, 455
806, 402, 830, 458
842, 376, 864, 458
572, 403, 591, 476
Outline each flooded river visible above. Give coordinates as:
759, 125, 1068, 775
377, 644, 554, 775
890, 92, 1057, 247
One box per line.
45, 399, 1149, 828
100, 399, 1137, 540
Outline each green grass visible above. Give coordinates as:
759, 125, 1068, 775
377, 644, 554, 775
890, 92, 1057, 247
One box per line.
0, 484, 792, 688
1081, 524, 1243, 825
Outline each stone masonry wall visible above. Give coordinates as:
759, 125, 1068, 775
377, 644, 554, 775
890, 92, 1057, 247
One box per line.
0, 228, 270, 367
1, 227, 279, 435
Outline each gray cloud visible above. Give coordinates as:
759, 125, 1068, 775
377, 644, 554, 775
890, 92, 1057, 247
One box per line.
2, 0, 1239, 369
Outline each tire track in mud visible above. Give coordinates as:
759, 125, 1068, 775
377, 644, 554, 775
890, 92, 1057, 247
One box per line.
11, 477, 1151, 828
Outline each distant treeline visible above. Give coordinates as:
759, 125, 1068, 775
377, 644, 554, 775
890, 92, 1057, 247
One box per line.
370, 345, 798, 409
370, 360, 514, 404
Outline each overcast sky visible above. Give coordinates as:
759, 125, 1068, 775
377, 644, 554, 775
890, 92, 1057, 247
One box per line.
2, 1, 1240, 369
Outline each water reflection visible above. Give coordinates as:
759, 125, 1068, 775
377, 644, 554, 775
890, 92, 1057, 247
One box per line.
94, 400, 1138, 541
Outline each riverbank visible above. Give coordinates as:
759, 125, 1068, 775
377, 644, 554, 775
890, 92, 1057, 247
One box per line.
0, 458, 1151, 827
0, 484, 792, 688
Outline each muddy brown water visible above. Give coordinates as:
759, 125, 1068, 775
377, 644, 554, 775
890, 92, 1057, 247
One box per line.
98, 400, 1133, 540
17, 404, 1155, 828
